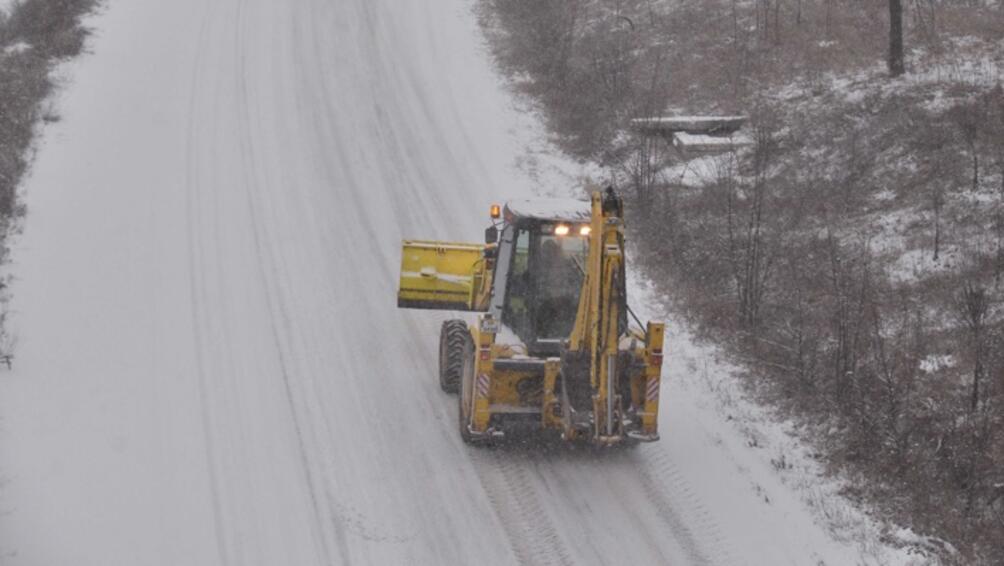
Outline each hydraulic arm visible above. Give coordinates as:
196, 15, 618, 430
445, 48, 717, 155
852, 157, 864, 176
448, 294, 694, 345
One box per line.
567, 188, 628, 443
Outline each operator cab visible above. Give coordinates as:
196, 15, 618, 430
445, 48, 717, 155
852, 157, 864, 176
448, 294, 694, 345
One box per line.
488, 198, 614, 357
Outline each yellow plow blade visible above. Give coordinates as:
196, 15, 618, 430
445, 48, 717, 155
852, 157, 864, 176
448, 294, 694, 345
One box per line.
397, 240, 489, 311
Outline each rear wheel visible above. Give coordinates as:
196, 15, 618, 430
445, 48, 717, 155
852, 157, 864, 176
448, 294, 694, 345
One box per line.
438, 320, 468, 393
458, 336, 476, 443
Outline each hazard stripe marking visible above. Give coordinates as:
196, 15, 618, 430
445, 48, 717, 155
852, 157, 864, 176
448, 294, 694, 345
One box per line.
646, 379, 660, 402
477, 373, 490, 398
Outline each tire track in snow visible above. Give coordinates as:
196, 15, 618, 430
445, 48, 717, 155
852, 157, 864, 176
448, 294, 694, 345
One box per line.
184, 5, 232, 565
183, 1, 348, 564
471, 449, 576, 566
230, 1, 346, 564
631, 447, 737, 566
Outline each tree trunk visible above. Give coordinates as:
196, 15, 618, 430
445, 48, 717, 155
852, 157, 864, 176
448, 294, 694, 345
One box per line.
934, 200, 941, 260
888, 0, 905, 77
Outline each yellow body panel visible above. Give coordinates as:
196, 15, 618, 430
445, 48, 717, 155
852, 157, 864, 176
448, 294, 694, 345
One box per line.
397, 240, 492, 311
640, 323, 664, 434
541, 360, 561, 429
471, 321, 494, 432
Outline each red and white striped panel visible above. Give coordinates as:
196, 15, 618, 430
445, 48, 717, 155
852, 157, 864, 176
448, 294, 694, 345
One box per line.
645, 378, 660, 402
476, 373, 490, 398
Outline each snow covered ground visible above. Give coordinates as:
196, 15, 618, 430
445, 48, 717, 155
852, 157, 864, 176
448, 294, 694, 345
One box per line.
0, 1, 930, 565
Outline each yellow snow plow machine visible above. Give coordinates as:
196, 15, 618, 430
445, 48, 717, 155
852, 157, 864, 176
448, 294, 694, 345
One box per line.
397, 188, 664, 445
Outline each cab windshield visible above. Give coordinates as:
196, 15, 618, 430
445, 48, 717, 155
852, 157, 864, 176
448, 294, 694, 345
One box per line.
503, 225, 588, 342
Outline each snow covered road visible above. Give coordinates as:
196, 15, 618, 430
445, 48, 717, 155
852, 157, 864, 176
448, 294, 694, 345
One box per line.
0, 1, 905, 565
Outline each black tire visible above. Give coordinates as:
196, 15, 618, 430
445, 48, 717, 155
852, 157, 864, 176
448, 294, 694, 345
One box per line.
438, 320, 469, 394
458, 336, 476, 444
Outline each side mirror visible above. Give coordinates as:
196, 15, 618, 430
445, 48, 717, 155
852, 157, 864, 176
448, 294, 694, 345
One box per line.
485, 226, 499, 244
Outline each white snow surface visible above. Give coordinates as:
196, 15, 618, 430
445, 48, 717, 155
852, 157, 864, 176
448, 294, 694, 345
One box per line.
673, 132, 751, 151
664, 153, 741, 188
504, 197, 591, 222
0, 1, 929, 565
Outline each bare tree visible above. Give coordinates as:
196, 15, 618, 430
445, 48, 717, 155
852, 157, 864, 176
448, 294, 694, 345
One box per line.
888, 0, 906, 76
956, 282, 990, 412
725, 122, 780, 329
931, 182, 945, 261
988, 87, 1004, 282
949, 101, 983, 193
825, 236, 873, 404
621, 131, 665, 214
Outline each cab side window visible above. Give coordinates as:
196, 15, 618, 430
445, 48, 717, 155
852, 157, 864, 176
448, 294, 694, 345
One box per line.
503, 228, 532, 338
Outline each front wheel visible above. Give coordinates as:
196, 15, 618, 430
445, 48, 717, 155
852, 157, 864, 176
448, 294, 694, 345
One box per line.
438, 320, 469, 393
